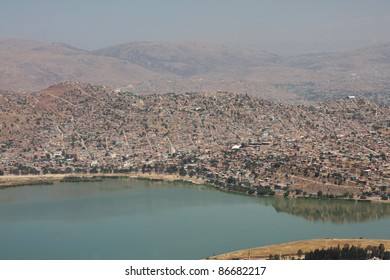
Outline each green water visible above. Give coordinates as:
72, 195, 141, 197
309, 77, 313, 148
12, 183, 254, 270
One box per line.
0, 179, 389, 259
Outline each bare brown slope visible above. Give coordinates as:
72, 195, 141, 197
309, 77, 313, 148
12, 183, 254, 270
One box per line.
0, 40, 296, 100
93, 41, 298, 100
0, 40, 167, 93
93, 41, 390, 101
93, 41, 279, 76
1, 40, 390, 102
278, 42, 390, 101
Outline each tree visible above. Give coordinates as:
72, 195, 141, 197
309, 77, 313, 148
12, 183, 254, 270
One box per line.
295, 189, 303, 195
166, 165, 178, 174
297, 249, 303, 259
227, 176, 236, 185
179, 167, 187, 177
65, 167, 73, 174
305, 244, 389, 260
268, 254, 280, 260
378, 244, 386, 258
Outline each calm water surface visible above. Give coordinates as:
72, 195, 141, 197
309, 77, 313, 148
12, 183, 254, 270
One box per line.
0, 179, 389, 259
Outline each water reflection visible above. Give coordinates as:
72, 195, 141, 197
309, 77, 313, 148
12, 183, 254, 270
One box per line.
2, 179, 390, 225
1, 180, 390, 259
0, 179, 248, 223
258, 197, 390, 224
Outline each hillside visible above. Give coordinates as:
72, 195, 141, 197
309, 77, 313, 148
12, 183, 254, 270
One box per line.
93, 41, 278, 76
279, 42, 390, 102
1, 40, 390, 102
1, 83, 389, 199
0, 39, 166, 93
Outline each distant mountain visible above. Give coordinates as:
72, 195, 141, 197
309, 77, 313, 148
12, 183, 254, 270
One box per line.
1, 39, 390, 103
0, 39, 163, 93
93, 41, 279, 76
284, 42, 390, 70
279, 42, 390, 102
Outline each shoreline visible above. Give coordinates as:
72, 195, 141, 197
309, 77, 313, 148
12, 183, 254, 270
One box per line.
206, 238, 390, 260
0, 173, 389, 203
0, 172, 205, 188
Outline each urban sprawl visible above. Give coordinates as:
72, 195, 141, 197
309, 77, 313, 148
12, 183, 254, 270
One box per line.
1, 83, 390, 200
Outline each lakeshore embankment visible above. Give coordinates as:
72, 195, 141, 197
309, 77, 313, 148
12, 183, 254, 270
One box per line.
0, 173, 205, 188
1, 173, 389, 204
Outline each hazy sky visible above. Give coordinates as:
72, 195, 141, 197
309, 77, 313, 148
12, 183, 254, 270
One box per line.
1, 0, 390, 54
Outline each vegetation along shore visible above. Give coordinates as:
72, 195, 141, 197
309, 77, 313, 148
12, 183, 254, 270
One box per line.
207, 238, 390, 260
1, 172, 389, 204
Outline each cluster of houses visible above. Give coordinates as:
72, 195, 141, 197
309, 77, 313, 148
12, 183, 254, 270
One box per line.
0, 83, 389, 198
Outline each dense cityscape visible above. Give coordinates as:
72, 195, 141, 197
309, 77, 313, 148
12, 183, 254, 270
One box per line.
1, 82, 389, 200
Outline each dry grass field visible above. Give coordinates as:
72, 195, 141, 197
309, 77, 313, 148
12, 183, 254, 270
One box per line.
207, 239, 390, 260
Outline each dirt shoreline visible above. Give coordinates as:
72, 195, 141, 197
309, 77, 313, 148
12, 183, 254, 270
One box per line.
206, 238, 390, 260
0, 173, 205, 187
1, 173, 389, 204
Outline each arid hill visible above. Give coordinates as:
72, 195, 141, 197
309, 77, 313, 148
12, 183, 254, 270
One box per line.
0, 40, 164, 94
1, 40, 390, 103
93, 41, 278, 76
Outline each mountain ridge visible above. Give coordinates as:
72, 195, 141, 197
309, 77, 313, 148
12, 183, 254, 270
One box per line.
1, 39, 390, 103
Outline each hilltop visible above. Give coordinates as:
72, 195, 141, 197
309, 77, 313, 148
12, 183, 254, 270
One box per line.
1, 83, 389, 200
1, 40, 390, 103
0, 40, 162, 94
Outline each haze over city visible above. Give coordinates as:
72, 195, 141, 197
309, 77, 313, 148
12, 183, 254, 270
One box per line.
1, 0, 390, 54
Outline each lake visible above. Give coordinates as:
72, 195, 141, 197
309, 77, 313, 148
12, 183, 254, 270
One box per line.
0, 178, 389, 259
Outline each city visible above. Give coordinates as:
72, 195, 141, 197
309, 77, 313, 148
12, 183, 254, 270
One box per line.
1, 82, 389, 201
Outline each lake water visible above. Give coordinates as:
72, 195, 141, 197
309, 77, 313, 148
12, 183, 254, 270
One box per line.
0, 179, 389, 259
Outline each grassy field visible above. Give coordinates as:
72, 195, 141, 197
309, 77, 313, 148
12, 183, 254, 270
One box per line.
207, 239, 390, 260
